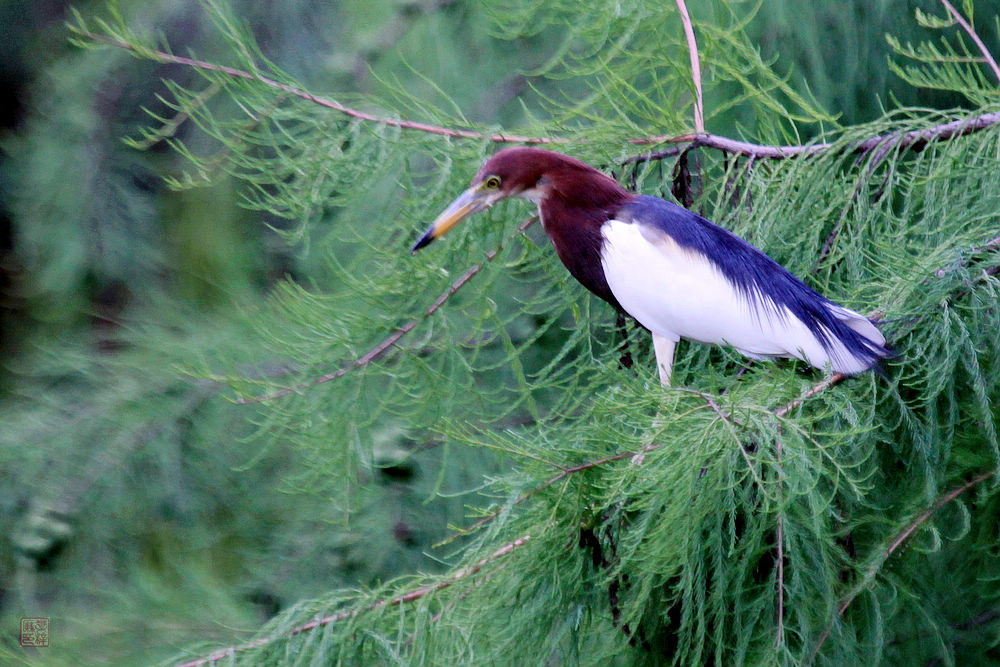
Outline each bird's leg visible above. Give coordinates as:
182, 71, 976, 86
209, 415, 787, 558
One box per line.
652, 333, 677, 386
632, 334, 676, 466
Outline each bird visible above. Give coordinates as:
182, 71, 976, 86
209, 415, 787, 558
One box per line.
411, 147, 889, 385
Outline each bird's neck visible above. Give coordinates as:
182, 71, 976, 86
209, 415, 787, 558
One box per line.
537, 184, 634, 312
537, 169, 630, 227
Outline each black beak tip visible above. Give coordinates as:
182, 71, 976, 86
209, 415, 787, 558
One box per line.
410, 231, 434, 254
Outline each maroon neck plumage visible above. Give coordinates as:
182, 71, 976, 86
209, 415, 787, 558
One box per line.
481, 148, 634, 310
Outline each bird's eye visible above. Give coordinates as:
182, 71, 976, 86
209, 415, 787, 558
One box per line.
484, 175, 501, 190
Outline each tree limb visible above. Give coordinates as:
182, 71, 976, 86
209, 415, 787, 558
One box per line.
77, 31, 1000, 159
625, 111, 1000, 162
76, 30, 561, 145
175, 534, 532, 667
810, 470, 997, 661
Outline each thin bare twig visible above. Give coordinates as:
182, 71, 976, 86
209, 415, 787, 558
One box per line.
776, 432, 785, 647
810, 471, 997, 661
175, 535, 531, 667
939, 0, 1000, 83
674, 0, 704, 133
776, 509, 785, 646
236, 218, 536, 403
773, 373, 847, 419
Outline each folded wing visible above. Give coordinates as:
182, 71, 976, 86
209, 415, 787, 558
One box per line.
599, 196, 888, 375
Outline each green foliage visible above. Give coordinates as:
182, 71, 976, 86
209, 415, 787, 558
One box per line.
481, 0, 839, 139
4, 1, 1000, 666
888, 2, 1000, 107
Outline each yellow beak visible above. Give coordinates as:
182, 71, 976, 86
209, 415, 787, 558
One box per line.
411, 186, 491, 253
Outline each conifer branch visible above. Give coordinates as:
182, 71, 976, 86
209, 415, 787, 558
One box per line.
29, 7, 1000, 665
199, 220, 997, 662
786, 230, 1000, 416
440, 392, 745, 547
235, 217, 536, 403
175, 534, 532, 667
438, 442, 663, 546
76, 29, 1000, 160
939, 0, 1000, 83
674, 0, 705, 133
812, 135, 902, 273
76, 30, 561, 145
625, 111, 1000, 161
254, 224, 998, 547
773, 374, 847, 419
810, 470, 997, 661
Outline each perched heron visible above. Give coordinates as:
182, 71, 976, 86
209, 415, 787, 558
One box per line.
412, 147, 889, 385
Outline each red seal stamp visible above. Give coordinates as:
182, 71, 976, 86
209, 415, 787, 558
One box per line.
20, 617, 49, 648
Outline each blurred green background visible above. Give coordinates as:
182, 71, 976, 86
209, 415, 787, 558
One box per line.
0, 1, 993, 664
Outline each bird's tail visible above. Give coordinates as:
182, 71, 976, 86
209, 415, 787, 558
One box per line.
822, 305, 891, 375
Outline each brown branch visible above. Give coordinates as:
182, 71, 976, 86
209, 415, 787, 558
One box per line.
773, 373, 847, 419
236, 218, 536, 403
674, 0, 704, 133
940, 0, 1000, 83
78, 30, 561, 145
624, 111, 1000, 162
810, 471, 997, 661
81, 29, 1000, 162
79, 28, 1000, 174
175, 534, 531, 667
